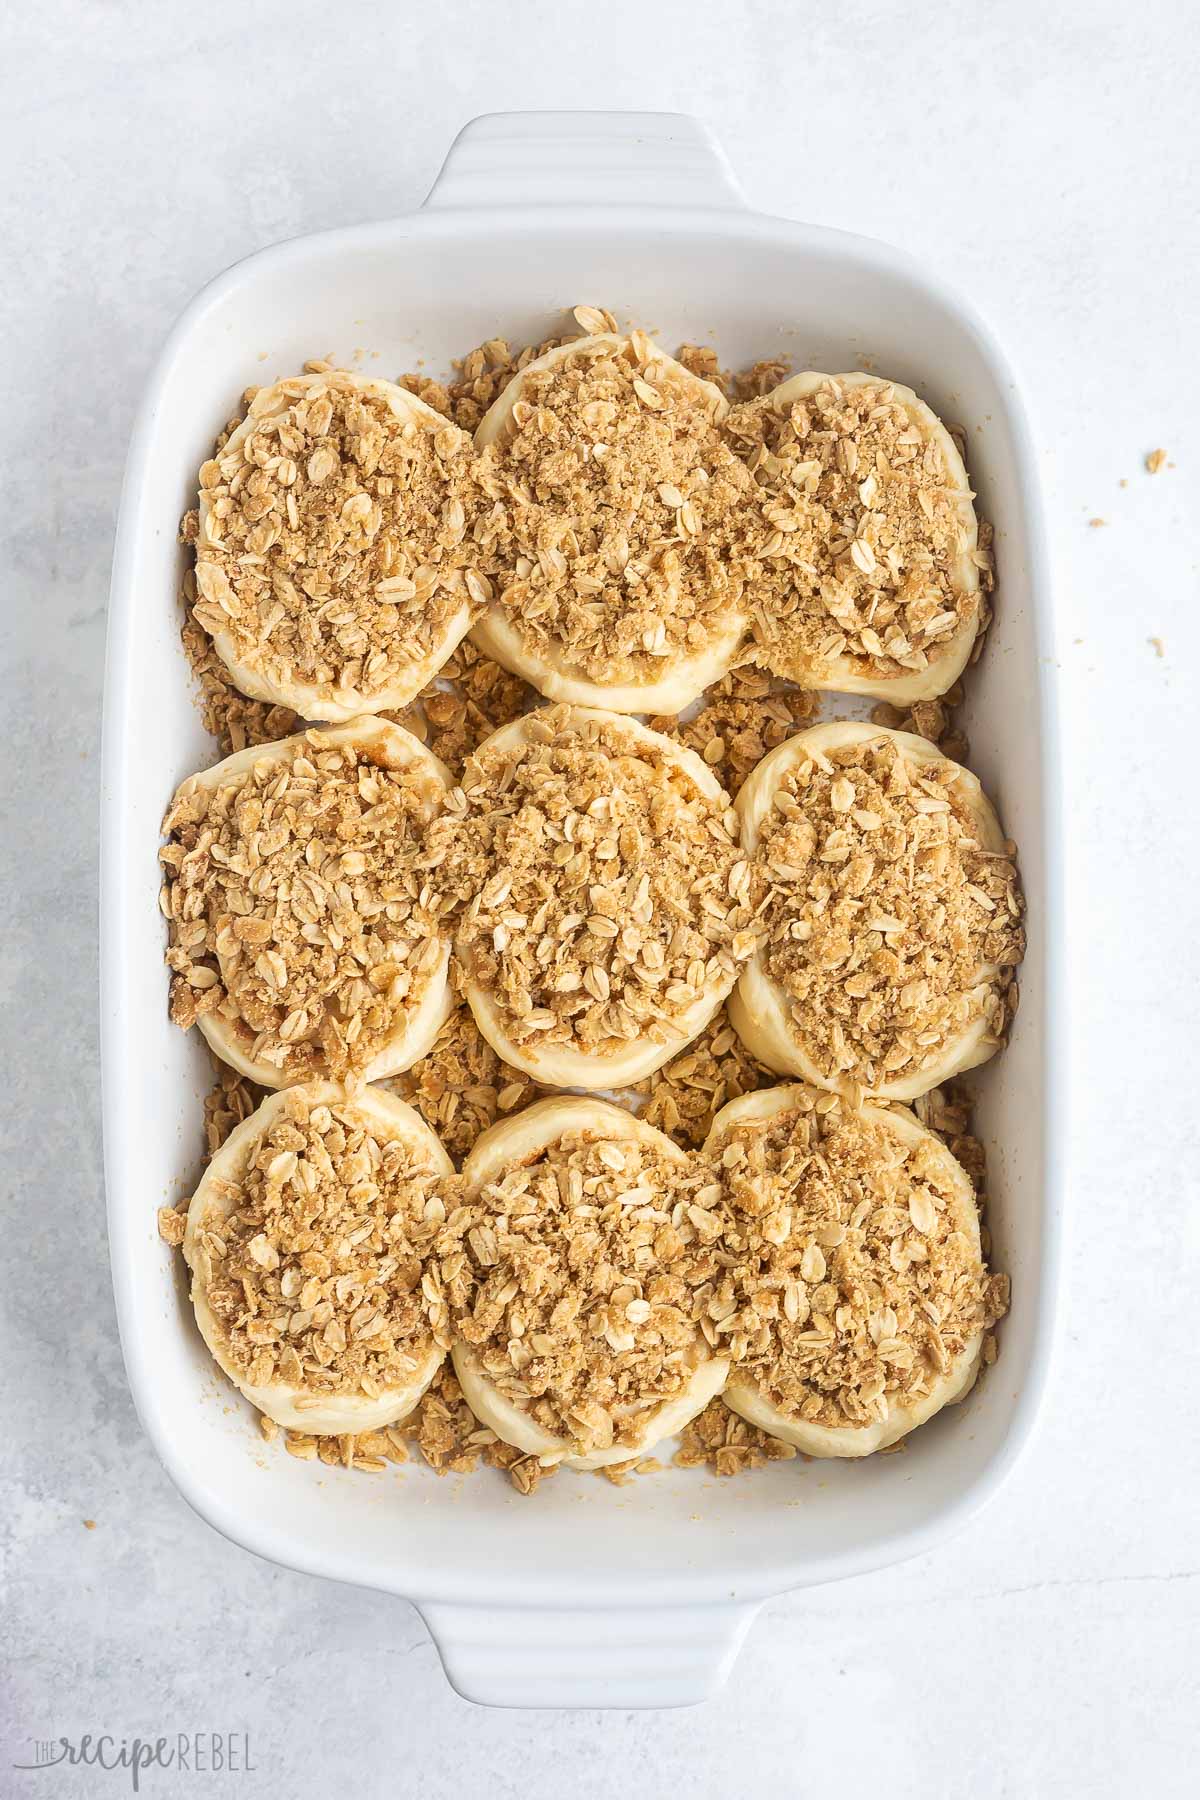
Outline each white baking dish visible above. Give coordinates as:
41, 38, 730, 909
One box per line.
101, 111, 1063, 1710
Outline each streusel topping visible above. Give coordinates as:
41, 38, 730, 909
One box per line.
193, 369, 484, 706
160, 732, 449, 1081
190, 1088, 449, 1396
725, 377, 982, 681
432, 709, 756, 1058
712, 1092, 1007, 1428
474, 319, 756, 684
443, 1132, 726, 1454
753, 735, 1023, 1089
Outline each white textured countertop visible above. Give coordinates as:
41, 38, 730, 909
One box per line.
2, 0, 1197, 1793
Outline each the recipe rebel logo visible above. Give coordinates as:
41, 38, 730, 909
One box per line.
12, 1733, 256, 1790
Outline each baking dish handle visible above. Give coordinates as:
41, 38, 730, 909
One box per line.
423, 111, 747, 212
418, 1597, 761, 1709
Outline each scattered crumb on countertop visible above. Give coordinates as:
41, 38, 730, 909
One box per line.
1148, 636, 1165, 658
1146, 447, 1168, 474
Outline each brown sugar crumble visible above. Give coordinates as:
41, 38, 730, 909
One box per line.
472, 314, 757, 684
752, 734, 1024, 1091
160, 730, 450, 1083
724, 377, 985, 683
442, 1130, 727, 1457
190, 1087, 450, 1398
432, 707, 756, 1060
192, 368, 486, 710
712, 1090, 1008, 1430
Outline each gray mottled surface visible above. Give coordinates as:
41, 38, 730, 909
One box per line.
2, 2, 1197, 1794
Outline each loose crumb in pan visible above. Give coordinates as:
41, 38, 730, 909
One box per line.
157, 1205, 187, 1248
724, 378, 984, 682
192, 368, 486, 709
635, 1006, 772, 1148
275, 1364, 558, 1493
402, 1366, 557, 1492
390, 636, 534, 773
402, 331, 571, 436
473, 322, 758, 684
276, 1418, 402, 1474
202, 1062, 266, 1160
675, 342, 731, 392
753, 733, 1024, 1091
714, 1090, 1008, 1430
190, 1086, 449, 1396
433, 707, 755, 1059
914, 1081, 988, 1206
674, 1399, 799, 1475
382, 986, 539, 1165
650, 680, 819, 798
160, 731, 449, 1082
869, 683, 970, 765
733, 358, 793, 399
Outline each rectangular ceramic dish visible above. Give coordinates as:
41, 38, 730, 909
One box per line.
102, 110, 1063, 1709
